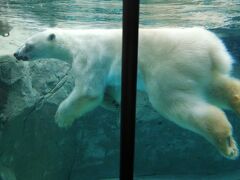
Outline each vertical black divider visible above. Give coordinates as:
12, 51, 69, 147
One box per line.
120, 0, 140, 179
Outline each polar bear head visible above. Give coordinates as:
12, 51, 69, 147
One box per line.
14, 29, 72, 61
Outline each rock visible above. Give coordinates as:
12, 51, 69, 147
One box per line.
0, 55, 240, 180
0, 56, 76, 180
0, 164, 16, 180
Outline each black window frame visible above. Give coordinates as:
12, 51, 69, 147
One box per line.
120, 0, 140, 179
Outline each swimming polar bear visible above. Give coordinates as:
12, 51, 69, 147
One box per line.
14, 27, 240, 160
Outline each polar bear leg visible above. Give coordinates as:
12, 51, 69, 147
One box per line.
55, 88, 102, 128
207, 75, 240, 114
154, 97, 239, 159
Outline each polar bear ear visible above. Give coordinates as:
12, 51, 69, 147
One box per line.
48, 33, 56, 41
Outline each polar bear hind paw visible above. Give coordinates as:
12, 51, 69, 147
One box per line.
222, 136, 239, 160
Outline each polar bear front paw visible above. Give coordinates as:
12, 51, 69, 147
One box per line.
54, 106, 75, 128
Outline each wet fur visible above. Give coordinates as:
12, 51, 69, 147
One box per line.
15, 27, 240, 159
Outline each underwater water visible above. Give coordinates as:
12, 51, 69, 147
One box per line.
0, 0, 240, 180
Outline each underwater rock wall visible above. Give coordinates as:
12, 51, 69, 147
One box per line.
0, 55, 240, 180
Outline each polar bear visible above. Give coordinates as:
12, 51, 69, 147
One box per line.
14, 27, 240, 160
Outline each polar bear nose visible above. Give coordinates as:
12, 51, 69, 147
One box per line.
13, 52, 20, 60
13, 52, 29, 61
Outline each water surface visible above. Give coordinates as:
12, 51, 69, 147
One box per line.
0, 0, 240, 30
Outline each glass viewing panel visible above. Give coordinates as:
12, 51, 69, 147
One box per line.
1, 0, 240, 180
0, 0, 122, 179
135, 0, 240, 179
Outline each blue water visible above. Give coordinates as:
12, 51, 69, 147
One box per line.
0, 0, 240, 30
1, 0, 240, 180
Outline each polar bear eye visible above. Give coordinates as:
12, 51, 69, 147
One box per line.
48, 33, 56, 41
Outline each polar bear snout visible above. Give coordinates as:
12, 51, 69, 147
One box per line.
13, 52, 29, 61
13, 42, 35, 61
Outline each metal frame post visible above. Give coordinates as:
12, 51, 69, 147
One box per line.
120, 0, 140, 179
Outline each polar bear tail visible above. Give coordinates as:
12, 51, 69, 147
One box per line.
210, 37, 234, 75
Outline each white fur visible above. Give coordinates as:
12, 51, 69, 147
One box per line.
16, 27, 240, 159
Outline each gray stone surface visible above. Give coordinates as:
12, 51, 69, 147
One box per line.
0, 55, 240, 180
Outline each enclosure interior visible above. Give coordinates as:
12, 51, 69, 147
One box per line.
0, 0, 240, 180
